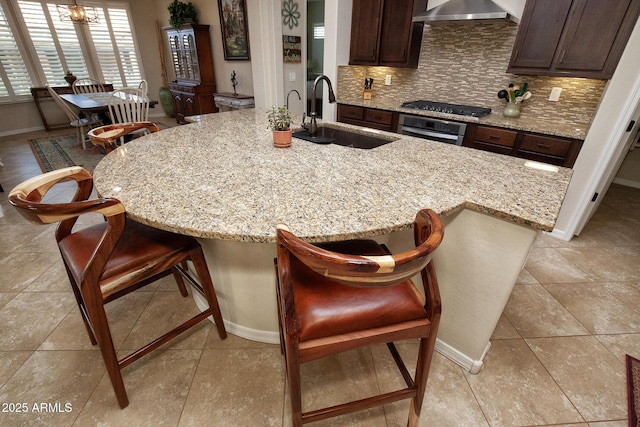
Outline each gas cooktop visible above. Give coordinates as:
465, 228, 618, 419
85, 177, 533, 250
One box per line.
401, 100, 491, 118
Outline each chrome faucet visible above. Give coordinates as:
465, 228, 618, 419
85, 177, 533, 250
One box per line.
302, 74, 336, 137
286, 89, 301, 112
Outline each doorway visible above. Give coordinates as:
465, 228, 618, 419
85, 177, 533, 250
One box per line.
307, 0, 325, 117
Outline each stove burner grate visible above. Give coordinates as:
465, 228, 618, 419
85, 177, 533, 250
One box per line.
401, 100, 491, 118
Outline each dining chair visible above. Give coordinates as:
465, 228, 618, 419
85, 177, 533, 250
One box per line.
108, 88, 151, 144
72, 77, 105, 94
8, 166, 227, 408
275, 208, 444, 427
46, 85, 103, 150
88, 122, 160, 153
138, 79, 148, 96
108, 88, 149, 124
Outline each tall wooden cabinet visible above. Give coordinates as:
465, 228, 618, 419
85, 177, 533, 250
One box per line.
349, 0, 427, 68
507, 0, 640, 79
165, 24, 217, 124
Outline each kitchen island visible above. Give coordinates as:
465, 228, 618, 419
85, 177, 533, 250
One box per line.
93, 109, 572, 373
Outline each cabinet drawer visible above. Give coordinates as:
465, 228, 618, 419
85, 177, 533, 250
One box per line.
339, 105, 364, 121
475, 126, 518, 147
519, 134, 570, 157
364, 109, 393, 125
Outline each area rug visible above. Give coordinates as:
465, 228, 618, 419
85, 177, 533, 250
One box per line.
29, 134, 104, 174
628, 354, 640, 427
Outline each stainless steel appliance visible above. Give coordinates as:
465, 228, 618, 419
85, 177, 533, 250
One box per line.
397, 100, 491, 145
397, 114, 467, 145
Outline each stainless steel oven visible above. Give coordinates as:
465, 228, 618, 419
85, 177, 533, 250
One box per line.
397, 114, 467, 146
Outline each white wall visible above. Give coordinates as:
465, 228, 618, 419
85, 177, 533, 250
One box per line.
552, 19, 640, 238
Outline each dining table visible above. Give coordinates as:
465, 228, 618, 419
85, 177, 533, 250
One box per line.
59, 91, 158, 119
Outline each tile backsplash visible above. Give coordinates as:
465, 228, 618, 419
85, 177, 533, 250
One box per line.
337, 22, 606, 128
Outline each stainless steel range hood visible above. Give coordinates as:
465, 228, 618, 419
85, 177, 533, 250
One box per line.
413, 0, 519, 24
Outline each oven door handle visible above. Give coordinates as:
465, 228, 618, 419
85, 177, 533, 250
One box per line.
401, 127, 460, 141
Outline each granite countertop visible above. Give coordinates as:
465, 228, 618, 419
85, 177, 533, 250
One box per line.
338, 96, 588, 140
93, 109, 572, 243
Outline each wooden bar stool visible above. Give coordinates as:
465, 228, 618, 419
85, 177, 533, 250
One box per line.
275, 209, 444, 426
88, 122, 160, 153
9, 166, 227, 408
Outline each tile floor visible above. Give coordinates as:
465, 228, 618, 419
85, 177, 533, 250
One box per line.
1, 122, 639, 426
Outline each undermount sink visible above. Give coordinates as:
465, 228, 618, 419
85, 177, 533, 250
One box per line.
293, 126, 398, 149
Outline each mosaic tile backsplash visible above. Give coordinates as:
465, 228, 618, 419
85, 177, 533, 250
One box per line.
337, 22, 606, 129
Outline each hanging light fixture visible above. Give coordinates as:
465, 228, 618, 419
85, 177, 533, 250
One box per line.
57, 0, 99, 25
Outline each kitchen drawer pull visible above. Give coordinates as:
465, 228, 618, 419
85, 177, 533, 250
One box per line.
538, 143, 551, 148
489, 135, 501, 140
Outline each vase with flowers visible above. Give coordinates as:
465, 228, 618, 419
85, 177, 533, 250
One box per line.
268, 105, 293, 148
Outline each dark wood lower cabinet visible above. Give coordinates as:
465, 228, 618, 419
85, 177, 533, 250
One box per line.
463, 124, 583, 168
336, 104, 583, 168
169, 82, 217, 124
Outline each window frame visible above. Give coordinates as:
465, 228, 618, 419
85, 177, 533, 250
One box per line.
0, 0, 143, 104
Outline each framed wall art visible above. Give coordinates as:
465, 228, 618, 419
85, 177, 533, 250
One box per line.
218, 0, 250, 60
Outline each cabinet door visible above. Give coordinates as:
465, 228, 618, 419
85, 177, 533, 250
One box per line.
181, 31, 201, 81
509, 0, 572, 69
168, 32, 186, 80
556, 0, 631, 72
378, 0, 414, 64
349, 0, 383, 65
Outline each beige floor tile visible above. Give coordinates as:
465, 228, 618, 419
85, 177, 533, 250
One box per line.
373, 343, 489, 427
516, 267, 539, 285
0, 251, 61, 292
491, 313, 521, 339
465, 339, 583, 426
281, 348, 387, 427
75, 349, 201, 426
526, 336, 626, 421
0, 350, 105, 426
23, 259, 71, 292
544, 282, 640, 334
120, 291, 210, 351
39, 291, 154, 351
525, 247, 595, 284
504, 284, 590, 337
555, 246, 640, 282
0, 292, 75, 350
0, 350, 32, 387
179, 348, 285, 427
595, 333, 640, 364
0, 291, 17, 309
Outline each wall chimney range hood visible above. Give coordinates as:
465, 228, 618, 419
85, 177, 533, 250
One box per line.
413, 0, 519, 24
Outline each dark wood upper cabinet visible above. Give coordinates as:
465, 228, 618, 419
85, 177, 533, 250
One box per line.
508, 0, 640, 79
349, 0, 427, 68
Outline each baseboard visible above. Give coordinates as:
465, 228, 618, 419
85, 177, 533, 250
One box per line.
0, 125, 46, 138
434, 338, 490, 374
544, 228, 573, 241
613, 177, 640, 189
191, 288, 280, 344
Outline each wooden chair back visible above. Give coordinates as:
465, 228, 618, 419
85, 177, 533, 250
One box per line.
72, 78, 105, 94
108, 88, 149, 124
138, 79, 148, 95
88, 122, 160, 153
277, 209, 444, 290
46, 85, 81, 123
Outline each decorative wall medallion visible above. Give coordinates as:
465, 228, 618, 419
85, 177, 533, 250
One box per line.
282, 0, 300, 30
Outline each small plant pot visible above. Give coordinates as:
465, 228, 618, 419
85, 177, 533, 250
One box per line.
273, 129, 292, 148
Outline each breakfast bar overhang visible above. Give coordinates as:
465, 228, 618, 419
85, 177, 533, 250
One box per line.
93, 109, 572, 373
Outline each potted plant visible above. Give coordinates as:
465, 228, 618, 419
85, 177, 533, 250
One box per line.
268, 105, 293, 148
168, 0, 198, 30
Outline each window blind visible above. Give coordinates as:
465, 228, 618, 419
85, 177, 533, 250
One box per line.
0, 0, 142, 102
0, 2, 32, 97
